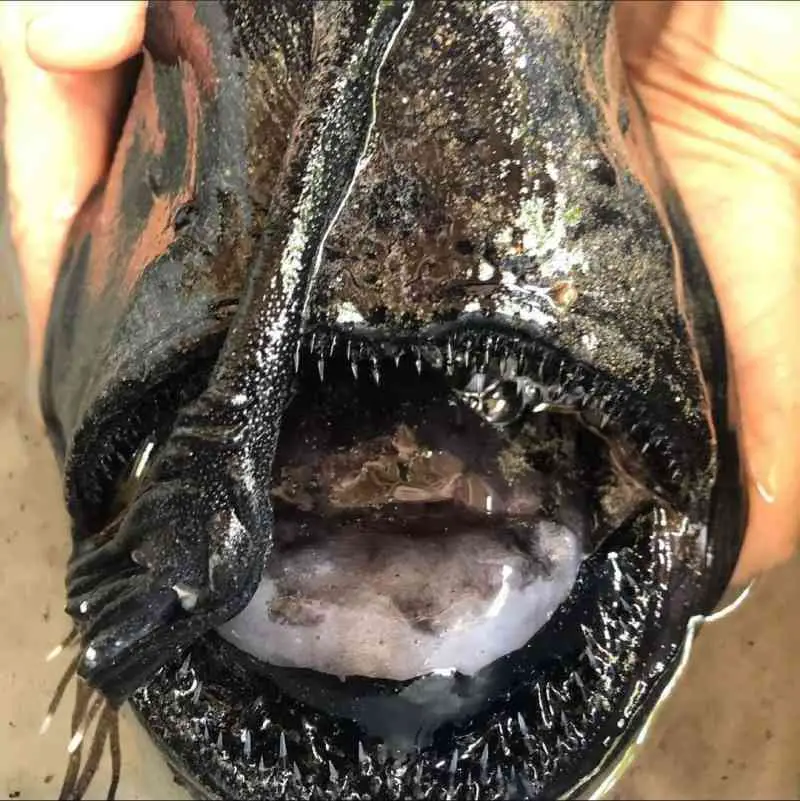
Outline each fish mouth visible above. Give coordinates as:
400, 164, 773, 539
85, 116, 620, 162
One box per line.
72, 314, 715, 799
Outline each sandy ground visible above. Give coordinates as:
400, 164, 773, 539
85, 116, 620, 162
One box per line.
0, 218, 797, 799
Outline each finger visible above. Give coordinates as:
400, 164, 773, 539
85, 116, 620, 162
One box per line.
0, 3, 137, 369
692, 162, 800, 583
616, 0, 800, 581
25, 1, 146, 72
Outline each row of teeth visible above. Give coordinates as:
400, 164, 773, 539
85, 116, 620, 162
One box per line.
292, 332, 588, 427
121, 336, 600, 494
292, 331, 683, 489
123, 334, 675, 494
149, 563, 650, 786
294, 332, 536, 382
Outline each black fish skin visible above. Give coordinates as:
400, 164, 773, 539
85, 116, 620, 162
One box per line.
38, 1, 745, 799
50, 0, 415, 703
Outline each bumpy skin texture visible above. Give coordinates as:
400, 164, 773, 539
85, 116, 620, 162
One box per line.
40, 1, 746, 799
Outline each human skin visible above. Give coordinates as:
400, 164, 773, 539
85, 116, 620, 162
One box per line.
0, 0, 798, 582
614, 0, 800, 582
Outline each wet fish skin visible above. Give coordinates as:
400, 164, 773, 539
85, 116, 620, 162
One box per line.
39, 2, 745, 799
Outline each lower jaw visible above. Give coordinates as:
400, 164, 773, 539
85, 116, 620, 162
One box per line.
128, 506, 702, 801
126, 711, 224, 801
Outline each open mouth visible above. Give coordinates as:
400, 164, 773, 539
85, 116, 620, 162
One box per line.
74, 316, 711, 798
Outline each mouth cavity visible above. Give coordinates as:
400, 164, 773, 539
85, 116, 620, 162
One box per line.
103, 318, 704, 797
156, 319, 688, 683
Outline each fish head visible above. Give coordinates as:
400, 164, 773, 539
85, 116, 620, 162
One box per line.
40, 2, 746, 798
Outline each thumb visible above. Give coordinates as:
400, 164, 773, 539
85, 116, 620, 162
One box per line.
0, 1, 145, 369
25, 1, 146, 72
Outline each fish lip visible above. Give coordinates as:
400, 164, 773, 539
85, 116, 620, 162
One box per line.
129, 631, 685, 801
118, 320, 713, 798
571, 581, 755, 800
69, 309, 702, 535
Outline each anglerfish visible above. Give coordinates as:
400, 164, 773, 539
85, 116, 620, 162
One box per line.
38, 1, 746, 798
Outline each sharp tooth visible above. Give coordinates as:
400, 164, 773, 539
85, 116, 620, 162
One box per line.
414, 348, 423, 375
508, 353, 519, 376
537, 355, 547, 381
294, 341, 302, 373
329, 334, 338, 356
309, 332, 317, 353
394, 353, 402, 369
346, 340, 353, 361
535, 683, 552, 729
571, 671, 587, 702
371, 356, 381, 385
318, 358, 325, 382
469, 372, 486, 394
351, 359, 359, 380
448, 748, 459, 776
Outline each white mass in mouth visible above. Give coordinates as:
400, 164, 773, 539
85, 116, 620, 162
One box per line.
217, 516, 583, 681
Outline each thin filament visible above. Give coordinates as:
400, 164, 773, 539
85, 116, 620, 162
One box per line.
41, 651, 81, 735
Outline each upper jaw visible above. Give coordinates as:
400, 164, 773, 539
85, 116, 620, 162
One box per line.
297, 313, 706, 510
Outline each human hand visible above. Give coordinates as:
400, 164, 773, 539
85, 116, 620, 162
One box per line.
0, 0, 146, 362
614, 0, 800, 582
